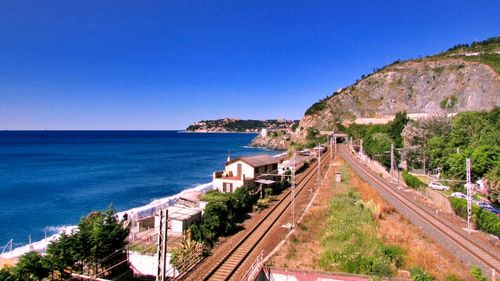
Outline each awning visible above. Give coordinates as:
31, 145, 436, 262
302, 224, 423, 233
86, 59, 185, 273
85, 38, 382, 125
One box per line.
255, 179, 276, 185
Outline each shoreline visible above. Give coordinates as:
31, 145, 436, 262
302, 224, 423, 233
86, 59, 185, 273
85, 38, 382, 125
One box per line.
0, 182, 215, 259
180, 130, 259, 134
1, 151, 284, 259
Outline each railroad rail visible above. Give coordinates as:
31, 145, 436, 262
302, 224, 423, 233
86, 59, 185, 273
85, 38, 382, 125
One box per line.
198, 151, 330, 281
339, 144, 500, 274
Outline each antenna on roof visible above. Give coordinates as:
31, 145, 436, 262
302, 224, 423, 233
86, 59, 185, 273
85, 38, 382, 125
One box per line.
227, 150, 231, 162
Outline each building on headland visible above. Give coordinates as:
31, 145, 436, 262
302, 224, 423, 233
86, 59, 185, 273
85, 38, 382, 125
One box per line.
213, 154, 280, 193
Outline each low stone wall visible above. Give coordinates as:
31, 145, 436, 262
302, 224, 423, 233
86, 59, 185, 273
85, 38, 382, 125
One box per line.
258, 267, 371, 281
423, 188, 453, 213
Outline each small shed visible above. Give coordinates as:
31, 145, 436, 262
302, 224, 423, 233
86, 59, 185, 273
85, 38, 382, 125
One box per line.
154, 206, 202, 237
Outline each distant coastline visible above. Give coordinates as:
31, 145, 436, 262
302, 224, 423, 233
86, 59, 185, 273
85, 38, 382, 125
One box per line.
179, 130, 258, 134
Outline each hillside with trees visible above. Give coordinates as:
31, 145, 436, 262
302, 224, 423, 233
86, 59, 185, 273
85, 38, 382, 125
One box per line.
186, 118, 298, 133
295, 37, 499, 142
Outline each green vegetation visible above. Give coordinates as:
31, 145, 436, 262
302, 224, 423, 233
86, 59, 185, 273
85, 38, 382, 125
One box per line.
170, 239, 206, 272
463, 53, 500, 74
303, 128, 328, 148
410, 267, 435, 281
319, 186, 404, 277
190, 179, 291, 245
402, 171, 425, 190
0, 206, 129, 280
449, 198, 500, 236
304, 97, 329, 116
186, 119, 299, 132
404, 108, 500, 203
439, 95, 458, 110
445, 37, 499, 53
346, 111, 409, 167
470, 266, 488, 281
438, 36, 500, 73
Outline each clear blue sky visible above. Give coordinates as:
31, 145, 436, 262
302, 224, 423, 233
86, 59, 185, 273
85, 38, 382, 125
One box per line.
1, 1, 498, 130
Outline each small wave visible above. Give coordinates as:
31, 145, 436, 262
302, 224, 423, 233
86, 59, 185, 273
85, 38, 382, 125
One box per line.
1, 182, 214, 259
43, 225, 75, 235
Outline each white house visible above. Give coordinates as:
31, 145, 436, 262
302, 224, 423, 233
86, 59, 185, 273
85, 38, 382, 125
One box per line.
213, 154, 280, 193
154, 206, 202, 237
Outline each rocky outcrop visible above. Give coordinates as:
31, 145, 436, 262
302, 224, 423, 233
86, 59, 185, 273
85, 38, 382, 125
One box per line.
296, 58, 500, 141
250, 134, 291, 150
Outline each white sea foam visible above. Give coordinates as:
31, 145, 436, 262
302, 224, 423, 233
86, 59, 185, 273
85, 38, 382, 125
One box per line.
0, 182, 214, 259
1, 151, 282, 259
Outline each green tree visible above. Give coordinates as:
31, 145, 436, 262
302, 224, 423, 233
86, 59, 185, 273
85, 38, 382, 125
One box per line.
0, 267, 15, 281
387, 111, 410, 148
364, 132, 393, 167
232, 187, 256, 213
76, 206, 129, 275
45, 232, 79, 278
470, 145, 500, 179
12, 251, 50, 281
450, 111, 492, 148
346, 123, 368, 141
426, 136, 450, 171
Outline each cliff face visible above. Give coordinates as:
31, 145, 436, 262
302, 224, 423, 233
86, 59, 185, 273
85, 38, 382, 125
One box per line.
296, 57, 500, 141
250, 134, 290, 150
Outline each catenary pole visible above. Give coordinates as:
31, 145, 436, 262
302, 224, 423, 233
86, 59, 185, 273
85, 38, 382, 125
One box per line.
466, 158, 472, 233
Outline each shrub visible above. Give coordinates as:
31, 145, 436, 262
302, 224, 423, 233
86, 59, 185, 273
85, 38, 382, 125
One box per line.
476, 208, 500, 236
470, 266, 488, 281
402, 171, 425, 190
381, 245, 405, 268
449, 198, 500, 236
305, 99, 328, 116
410, 267, 435, 281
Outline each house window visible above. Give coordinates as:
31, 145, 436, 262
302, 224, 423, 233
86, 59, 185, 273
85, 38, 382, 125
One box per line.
223, 182, 233, 193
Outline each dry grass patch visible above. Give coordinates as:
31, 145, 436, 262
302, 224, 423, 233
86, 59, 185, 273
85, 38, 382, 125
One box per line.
348, 166, 473, 281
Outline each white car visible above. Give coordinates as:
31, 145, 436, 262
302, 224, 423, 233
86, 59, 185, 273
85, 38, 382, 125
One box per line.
450, 192, 467, 199
428, 182, 449, 191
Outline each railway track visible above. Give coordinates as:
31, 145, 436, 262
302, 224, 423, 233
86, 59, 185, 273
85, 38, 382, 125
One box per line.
199, 152, 330, 281
339, 145, 500, 274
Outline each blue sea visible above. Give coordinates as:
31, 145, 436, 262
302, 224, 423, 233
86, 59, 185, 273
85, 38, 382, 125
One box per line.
0, 131, 274, 250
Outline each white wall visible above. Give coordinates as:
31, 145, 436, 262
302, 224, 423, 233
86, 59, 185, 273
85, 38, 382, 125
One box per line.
226, 161, 255, 179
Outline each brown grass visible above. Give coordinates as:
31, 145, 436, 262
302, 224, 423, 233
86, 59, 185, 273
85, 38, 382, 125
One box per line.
270, 158, 473, 281
268, 158, 342, 270
349, 167, 473, 281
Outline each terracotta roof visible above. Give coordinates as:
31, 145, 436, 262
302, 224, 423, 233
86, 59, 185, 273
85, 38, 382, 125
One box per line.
226, 154, 280, 168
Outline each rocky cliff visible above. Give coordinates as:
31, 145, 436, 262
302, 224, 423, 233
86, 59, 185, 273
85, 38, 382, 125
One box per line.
295, 38, 500, 142
250, 134, 291, 150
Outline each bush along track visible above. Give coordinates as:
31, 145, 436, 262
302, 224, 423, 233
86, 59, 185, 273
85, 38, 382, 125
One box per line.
449, 198, 500, 236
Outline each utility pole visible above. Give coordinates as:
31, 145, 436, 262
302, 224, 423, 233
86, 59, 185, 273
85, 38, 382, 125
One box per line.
333, 134, 337, 153
317, 146, 322, 188
390, 143, 395, 175
359, 139, 364, 156
290, 153, 296, 229
466, 158, 472, 233
156, 209, 168, 281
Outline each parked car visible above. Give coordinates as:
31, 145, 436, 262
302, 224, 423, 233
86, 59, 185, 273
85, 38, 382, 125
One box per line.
428, 182, 449, 191
450, 192, 468, 200
476, 201, 492, 208
478, 203, 500, 217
